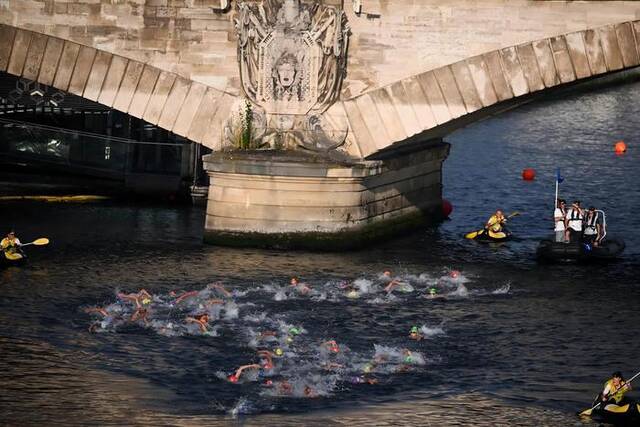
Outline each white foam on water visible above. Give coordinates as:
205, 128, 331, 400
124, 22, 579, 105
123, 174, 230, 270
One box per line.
493, 283, 511, 295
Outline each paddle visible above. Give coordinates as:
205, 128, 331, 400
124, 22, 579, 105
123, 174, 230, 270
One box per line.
465, 212, 520, 239
578, 370, 640, 417
19, 238, 50, 247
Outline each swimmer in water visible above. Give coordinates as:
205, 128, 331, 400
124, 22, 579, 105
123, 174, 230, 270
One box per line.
256, 350, 275, 369
130, 306, 149, 324
117, 289, 152, 309
171, 290, 199, 305
185, 313, 210, 333
290, 277, 311, 295
207, 282, 232, 298
323, 339, 340, 353
382, 270, 408, 294
409, 326, 423, 341
230, 364, 261, 382
339, 280, 360, 299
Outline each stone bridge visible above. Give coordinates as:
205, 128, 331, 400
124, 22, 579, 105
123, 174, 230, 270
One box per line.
1, 1, 640, 247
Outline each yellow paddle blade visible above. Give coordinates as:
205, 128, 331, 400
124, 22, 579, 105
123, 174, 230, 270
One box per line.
31, 238, 49, 246
604, 403, 629, 413
488, 230, 507, 239
578, 408, 593, 417
465, 230, 483, 239
4, 251, 23, 261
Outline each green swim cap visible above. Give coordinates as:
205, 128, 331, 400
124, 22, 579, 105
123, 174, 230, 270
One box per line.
410, 326, 419, 334
289, 327, 300, 335
429, 288, 437, 295
363, 363, 372, 373
405, 356, 413, 363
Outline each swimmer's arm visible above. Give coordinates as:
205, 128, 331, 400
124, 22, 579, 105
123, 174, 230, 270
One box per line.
175, 290, 199, 304
206, 299, 223, 306
235, 364, 260, 379
139, 289, 151, 298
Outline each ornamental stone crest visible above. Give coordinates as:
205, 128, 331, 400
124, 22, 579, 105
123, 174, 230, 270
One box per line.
235, 0, 349, 115
227, 0, 350, 152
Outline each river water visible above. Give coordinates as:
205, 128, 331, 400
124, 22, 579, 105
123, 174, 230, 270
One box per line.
1, 76, 639, 426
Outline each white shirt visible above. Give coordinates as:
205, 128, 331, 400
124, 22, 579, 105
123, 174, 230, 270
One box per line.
554, 208, 565, 232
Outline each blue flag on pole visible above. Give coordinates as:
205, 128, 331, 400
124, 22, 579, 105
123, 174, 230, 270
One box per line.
556, 168, 564, 184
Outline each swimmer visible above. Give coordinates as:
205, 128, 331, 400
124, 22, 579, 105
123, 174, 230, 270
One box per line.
290, 277, 311, 295
232, 363, 261, 381
323, 339, 340, 353
207, 282, 232, 298
409, 326, 423, 341
83, 306, 109, 318
256, 350, 275, 369
350, 375, 378, 385
130, 307, 149, 324
117, 289, 152, 309
304, 385, 317, 398
382, 270, 408, 294
172, 290, 199, 305
185, 313, 210, 333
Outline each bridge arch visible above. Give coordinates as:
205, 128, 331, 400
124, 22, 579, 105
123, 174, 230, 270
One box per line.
342, 20, 640, 158
0, 23, 238, 151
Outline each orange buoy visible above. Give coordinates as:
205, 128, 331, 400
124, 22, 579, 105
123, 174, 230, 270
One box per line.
522, 168, 536, 181
442, 199, 453, 218
614, 141, 627, 154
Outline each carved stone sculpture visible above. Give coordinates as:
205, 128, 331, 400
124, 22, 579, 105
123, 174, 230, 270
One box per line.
230, 0, 350, 152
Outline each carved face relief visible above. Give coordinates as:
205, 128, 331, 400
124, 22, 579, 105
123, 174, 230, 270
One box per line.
235, 0, 350, 116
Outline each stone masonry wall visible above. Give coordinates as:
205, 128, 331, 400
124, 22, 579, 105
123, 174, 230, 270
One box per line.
1, 0, 639, 99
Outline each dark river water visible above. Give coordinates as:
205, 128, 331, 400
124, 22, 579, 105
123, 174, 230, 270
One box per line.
1, 76, 640, 426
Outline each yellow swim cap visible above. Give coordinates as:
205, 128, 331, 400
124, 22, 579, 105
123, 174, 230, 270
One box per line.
275, 348, 284, 356
142, 298, 151, 305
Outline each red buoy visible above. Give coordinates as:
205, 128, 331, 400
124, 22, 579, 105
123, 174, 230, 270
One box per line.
522, 168, 536, 181
442, 199, 453, 218
615, 141, 627, 154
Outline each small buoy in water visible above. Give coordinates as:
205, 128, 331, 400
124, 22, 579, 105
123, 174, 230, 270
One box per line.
442, 199, 453, 218
522, 168, 536, 181
228, 374, 238, 383
615, 141, 627, 154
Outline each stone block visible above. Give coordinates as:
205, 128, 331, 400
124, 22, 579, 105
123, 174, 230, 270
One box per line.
83, 50, 112, 101
97, 55, 128, 107
355, 93, 391, 150
128, 65, 160, 118
38, 37, 64, 86
615, 22, 639, 67
343, 98, 375, 158
416, 71, 451, 125
549, 36, 576, 84
187, 86, 222, 144
433, 66, 466, 118
157, 76, 190, 130
7, 29, 32, 77
499, 46, 528, 97
564, 31, 592, 79
583, 28, 607, 75
598, 25, 624, 71
52, 41, 81, 91
450, 60, 482, 113
532, 39, 558, 88
172, 82, 208, 136
0, 26, 17, 72
68, 45, 97, 96
400, 76, 437, 132
633, 21, 640, 61
113, 60, 144, 112
370, 87, 408, 143
202, 92, 234, 151
142, 70, 176, 125
22, 32, 48, 81
465, 55, 498, 107
482, 50, 513, 102
516, 43, 544, 92
385, 81, 421, 138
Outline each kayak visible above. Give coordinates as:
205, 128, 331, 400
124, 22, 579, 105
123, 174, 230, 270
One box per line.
590, 400, 640, 426
1, 250, 26, 267
467, 228, 512, 242
536, 237, 625, 263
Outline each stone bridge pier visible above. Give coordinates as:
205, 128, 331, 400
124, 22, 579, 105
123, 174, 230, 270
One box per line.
3, 0, 640, 248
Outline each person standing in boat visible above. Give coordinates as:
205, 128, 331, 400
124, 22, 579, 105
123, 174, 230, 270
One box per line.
565, 200, 584, 243
601, 371, 632, 405
554, 199, 568, 243
583, 207, 602, 246
485, 210, 507, 233
1, 231, 22, 255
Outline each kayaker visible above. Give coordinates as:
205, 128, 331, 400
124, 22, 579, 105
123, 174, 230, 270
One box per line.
601, 371, 632, 404
565, 200, 584, 243
485, 210, 507, 233
1, 231, 22, 254
554, 199, 568, 242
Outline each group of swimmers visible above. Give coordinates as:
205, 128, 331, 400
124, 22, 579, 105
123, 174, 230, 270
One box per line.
82, 269, 471, 398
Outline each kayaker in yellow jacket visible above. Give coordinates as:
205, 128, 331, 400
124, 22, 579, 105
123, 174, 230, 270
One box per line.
1, 231, 22, 254
601, 371, 632, 404
485, 210, 507, 233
